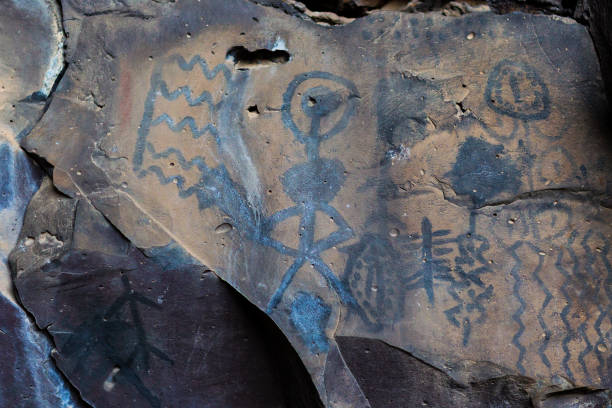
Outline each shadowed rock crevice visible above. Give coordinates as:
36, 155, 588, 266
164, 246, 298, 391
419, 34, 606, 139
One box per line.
273, 0, 580, 19
234, 281, 325, 408
575, 0, 612, 106
434, 182, 610, 210
536, 387, 612, 407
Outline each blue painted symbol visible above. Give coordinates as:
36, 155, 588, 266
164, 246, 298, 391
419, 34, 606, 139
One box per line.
0, 143, 14, 211
134, 58, 359, 323
290, 292, 331, 353
265, 72, 360, 313
133, 55, 259, 235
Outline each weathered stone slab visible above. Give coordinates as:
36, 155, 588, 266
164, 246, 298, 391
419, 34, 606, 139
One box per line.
0, 1, 86, 406
0, 0, 63, 302
19, 0, 612, 405
10, 179, 321, 407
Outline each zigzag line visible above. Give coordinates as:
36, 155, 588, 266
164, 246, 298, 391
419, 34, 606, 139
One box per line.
577, 321, 593, 383
140, 165, 204, 200
531, 243, 552, 368
566, 233, 595, 383
171, 54, 231, 81
509, 242, 527, 374
600, 236, 612, 380
138, 143, 218, 202
582, 230, 609, 380
557, 246, 576, 382
600, 236, 612, 305
138, 150, 257, 236
151, 113, 219, 140
158, 80, 219, 109
594, 308, 607, 380
139, 142, 212, 199
145, 143, 209, 172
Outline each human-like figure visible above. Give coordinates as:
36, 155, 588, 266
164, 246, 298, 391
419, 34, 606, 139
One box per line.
264, 72, 359, 313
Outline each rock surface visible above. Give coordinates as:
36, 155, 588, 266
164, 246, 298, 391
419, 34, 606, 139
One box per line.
5, 0, 612, 406
0, 1, 84, 407
0, 0, 61, 303
10, 179, 322, 407
576, 0, 612, 105
0, 295, 80, 408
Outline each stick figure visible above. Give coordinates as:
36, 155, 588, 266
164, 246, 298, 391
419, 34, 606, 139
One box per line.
265, 72, 359, 313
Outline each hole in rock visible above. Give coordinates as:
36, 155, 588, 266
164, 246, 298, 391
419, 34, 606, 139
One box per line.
247, 105, 260, 118
226, 46, 290, 69
215, 222, 233, 234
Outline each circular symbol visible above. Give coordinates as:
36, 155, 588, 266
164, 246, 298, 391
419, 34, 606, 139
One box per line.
485, 60, 550, 121
537, 146, 576, 185
282, 71, 359, 143
534, 204, 572, 242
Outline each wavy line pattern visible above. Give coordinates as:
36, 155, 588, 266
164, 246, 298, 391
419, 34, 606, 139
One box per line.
582, 230, 611, 380
557, 246, 576, 382
599, 236, 612, 380
139, 140, 210, 200
134, 54, 230, 165
141, 165, 206, 201
132, 54, 262, 233
562, 231, 593, 381
531, 243, 552, 368
172, 55, 232, 81
145, 143, 207, 169
158, 80, 218, 109
151, 113, 219, 140
577, 321, 593, 382
134, 55, 230, 199
509, 241, 527, 374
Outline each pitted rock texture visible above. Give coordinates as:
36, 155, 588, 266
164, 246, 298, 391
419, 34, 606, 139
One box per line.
7, 0, 612, 407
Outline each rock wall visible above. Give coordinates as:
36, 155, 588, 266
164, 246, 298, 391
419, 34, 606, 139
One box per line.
0, 2, 82, 407
2, 0, 612, 407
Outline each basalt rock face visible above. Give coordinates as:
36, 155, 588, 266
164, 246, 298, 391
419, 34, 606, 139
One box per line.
5, 0, 612, 407
10, 178, 321, 408
0, 1, 85, 407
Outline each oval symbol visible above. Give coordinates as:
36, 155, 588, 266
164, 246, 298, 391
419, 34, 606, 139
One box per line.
485, 60, 550, 121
